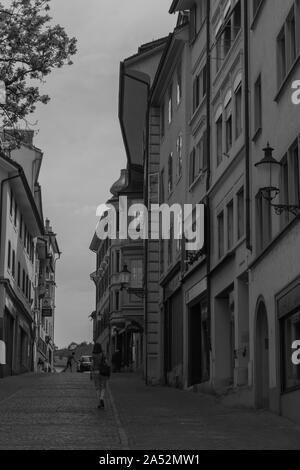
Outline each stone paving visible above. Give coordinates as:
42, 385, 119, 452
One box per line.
1, 371, 300, 450
0, 372, 121, 450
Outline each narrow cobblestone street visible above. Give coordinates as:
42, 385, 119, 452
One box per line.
1, 372, 300, 450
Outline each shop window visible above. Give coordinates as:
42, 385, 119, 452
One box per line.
281, 310, 300, 391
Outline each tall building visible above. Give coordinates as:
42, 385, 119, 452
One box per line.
0, 132, 60, 377
35, 218, 60, 373
0, 133, 44, 377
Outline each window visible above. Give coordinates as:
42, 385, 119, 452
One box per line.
237, 187, 245, 239
281, 310, 300, 391
256, 190, 271, 252
235, 85, 242, 138
216, 35, 222, 72
116, 251, 120, 273
22, 269, 25, 293
277, 27, 286, 85
280, 138, 300, 227
26, 275, 29, 298
160, 168, 165, 204
168, 153, 173, 194
14, 200, 17, 226
17, 262, 21, 287
130, 260, 143, 288
168, 223, 173, 266
193, 75, 200, 113
202, 64, 207, 98
217, 211, 224, 259
161, 102, 165, 139
254, 75, 262, 133
233, 0, 241, 39
189, 148, 196, 186
227, 201, 234, 250
176, 134, 183, 179
168, 84, 173, 124
160, 239, 164, 275
115, 291, 119, 310
216, 114, 223, 166
198, 130, 208, 172
223, 16, 231, 58
176, 62, 182, 105
10, 189, 13, 217
276, 5, 298, 90
253, 0, 263, 18
190, 3, 198, 42
225, 100, 232, 152
12, 250, 15, 278
7, 241, 11, 269
20, 215, 23, 240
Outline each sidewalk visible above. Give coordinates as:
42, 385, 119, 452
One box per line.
109, 373, 300, 450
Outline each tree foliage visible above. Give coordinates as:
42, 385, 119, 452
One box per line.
0, 0, 77, 129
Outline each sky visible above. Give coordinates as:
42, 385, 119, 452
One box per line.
33, 0, 176, 348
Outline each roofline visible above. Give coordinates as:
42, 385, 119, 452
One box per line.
0, 152, 45, 235
169, 0, 179, 14
123, 36, 169, 64
149, 33, 174, 103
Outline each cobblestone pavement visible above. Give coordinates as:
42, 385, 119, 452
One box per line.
0, 372, 121, 450
109, 374, 300, 450
1, 372, 300, 450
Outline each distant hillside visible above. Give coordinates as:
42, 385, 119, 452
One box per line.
54, 342, 94, 366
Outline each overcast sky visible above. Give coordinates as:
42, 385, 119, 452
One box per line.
33, 0, 176, 348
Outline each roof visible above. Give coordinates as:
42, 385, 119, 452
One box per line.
0, 152, 44, 236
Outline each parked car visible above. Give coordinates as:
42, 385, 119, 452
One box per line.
77, 355, 92, 373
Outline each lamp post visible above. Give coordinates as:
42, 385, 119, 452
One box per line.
120, 264, 145, 298
255, 143, 300, 216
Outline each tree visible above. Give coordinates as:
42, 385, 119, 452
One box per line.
0, 0, 77, 134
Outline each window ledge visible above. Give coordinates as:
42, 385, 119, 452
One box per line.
274, 54, 300, 103
189, 171, 206, 192
189, 96, 206, 127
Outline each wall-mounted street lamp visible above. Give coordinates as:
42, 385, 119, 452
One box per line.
119, 264, 145, 298
255, 143, 300, 216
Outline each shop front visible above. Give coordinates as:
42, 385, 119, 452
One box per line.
277, 276, 300, 423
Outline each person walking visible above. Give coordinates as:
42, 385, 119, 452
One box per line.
65, 352, 76, 372
92, 343, 111, 409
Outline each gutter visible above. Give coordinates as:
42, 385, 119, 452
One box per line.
243, 0, 252, 251
205, 0, 212, 355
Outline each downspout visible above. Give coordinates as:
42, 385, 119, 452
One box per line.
144, 99, 150, 386
205, 0, 212, 358
243, 0, 252, 251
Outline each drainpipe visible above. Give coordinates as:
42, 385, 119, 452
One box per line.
144, 103, 150, 386
243, 0, 252, 251
205, 0, 212, 357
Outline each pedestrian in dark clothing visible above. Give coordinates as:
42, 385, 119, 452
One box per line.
65, 352, 76, 372
92, 343, 111, 409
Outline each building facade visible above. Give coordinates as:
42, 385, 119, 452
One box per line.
0, 132, 60, 377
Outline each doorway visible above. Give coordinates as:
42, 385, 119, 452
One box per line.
4, 310, 14, 376
255, 302, 269, 409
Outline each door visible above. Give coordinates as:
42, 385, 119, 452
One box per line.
188, 303, 202, 386
255, 302, 269, 409
4, 310, 14, 376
